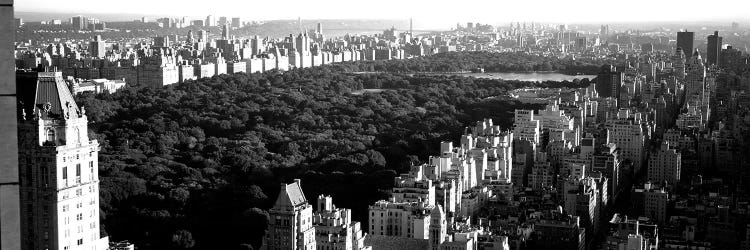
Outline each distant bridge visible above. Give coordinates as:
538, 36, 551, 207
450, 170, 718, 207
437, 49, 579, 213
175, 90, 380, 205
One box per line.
321, 28, 447, 33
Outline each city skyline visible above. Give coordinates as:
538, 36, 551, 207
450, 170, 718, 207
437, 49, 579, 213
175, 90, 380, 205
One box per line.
7, 0, 750, 248
14, 0, 750, 29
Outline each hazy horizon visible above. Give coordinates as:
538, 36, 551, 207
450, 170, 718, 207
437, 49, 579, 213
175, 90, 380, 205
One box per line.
14, 0, 750, 29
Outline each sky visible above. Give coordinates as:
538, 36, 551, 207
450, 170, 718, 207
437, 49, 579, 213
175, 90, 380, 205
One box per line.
15, 0, 750, 29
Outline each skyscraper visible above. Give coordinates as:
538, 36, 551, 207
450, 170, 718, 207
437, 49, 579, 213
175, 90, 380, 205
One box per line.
262, 179, 316, 250
205, 15, 215, 27
596, 65, 623, 99
231, 17, 241, 28
197, 30, 207, 42
221, 24, 229, 40
600, 25, 609, 37
186, 30, 194, 44
71, 15, 85, 30
16, 71, 109, 250
685, 49, 706, 103
1, 1, 22, 249
706, 31, 722, 65
88, 35, 106, 58
647, 142, 681, 184
672, 47, 686, 80
677, 31, 694, 58
153, 36, 170, 47
313, 195, 369, 250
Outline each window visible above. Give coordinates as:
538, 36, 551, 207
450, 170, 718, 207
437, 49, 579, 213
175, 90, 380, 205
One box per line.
75, 128, 81, 144
76, 213, 82, 221
77, 239, 83, 245
76, 164, 81, 177
46, 129, 55, 142
62, 167, 67, 180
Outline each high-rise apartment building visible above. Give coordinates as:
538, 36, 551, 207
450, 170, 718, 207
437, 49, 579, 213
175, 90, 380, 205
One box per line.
205, 15, 215, 27
368, 200, 432, 239
16, 71, 109, 250
71, 15, 85, 30
428, 205, 447, 250
263, 179, 316, 250
676, 31, 694, 58
512, 109, 540, 145
88, 35, 106, 58
231, 17, 241, 28
1, 1, 22, 248
706, 31, 722, 65
221, 24, 230, 40
153, 36, 170, 48
596, 65, 623, 99
606, 119, 646, 174
313, 195, 369, 250
632, 183, 669, 223
647, 142, 681, 184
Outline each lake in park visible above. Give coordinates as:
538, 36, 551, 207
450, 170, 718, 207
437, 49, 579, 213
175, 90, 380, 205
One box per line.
435, 72, 597, 82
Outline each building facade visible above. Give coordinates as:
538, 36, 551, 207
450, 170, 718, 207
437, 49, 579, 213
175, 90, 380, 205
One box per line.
263, 179, 316, 250
16, 71, 109, 250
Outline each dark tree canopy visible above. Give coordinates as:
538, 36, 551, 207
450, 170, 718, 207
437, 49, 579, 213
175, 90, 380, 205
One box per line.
78, 53, 589, 250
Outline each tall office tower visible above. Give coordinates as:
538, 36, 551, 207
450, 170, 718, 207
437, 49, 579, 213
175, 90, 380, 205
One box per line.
600, 25, 609, 36
596, 65, 623, 99
316, 22, 322, 34
231, 17, 241, 28
1, 1, 22, 249
186, 30, 194, 44
153, 36, 170, 48
205, 15, 215, 27
647, 142, 681, 184
88, 35, 106, 59
706, 31, 722, 65
263, 180, 316, 250
218, 16, 227, 25
221, 24, 229, 39
251, 35, 261, 56
71, 15, 85, 30
16, 71, 109, 250
672, 48, 686, 80
197, 30, 207, 42
676, 31, 694, 58
685, 50, 705, 105
562, 177, 603, 238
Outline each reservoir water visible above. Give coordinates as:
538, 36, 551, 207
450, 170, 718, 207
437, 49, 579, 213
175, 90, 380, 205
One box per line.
435, 72, 596, 82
